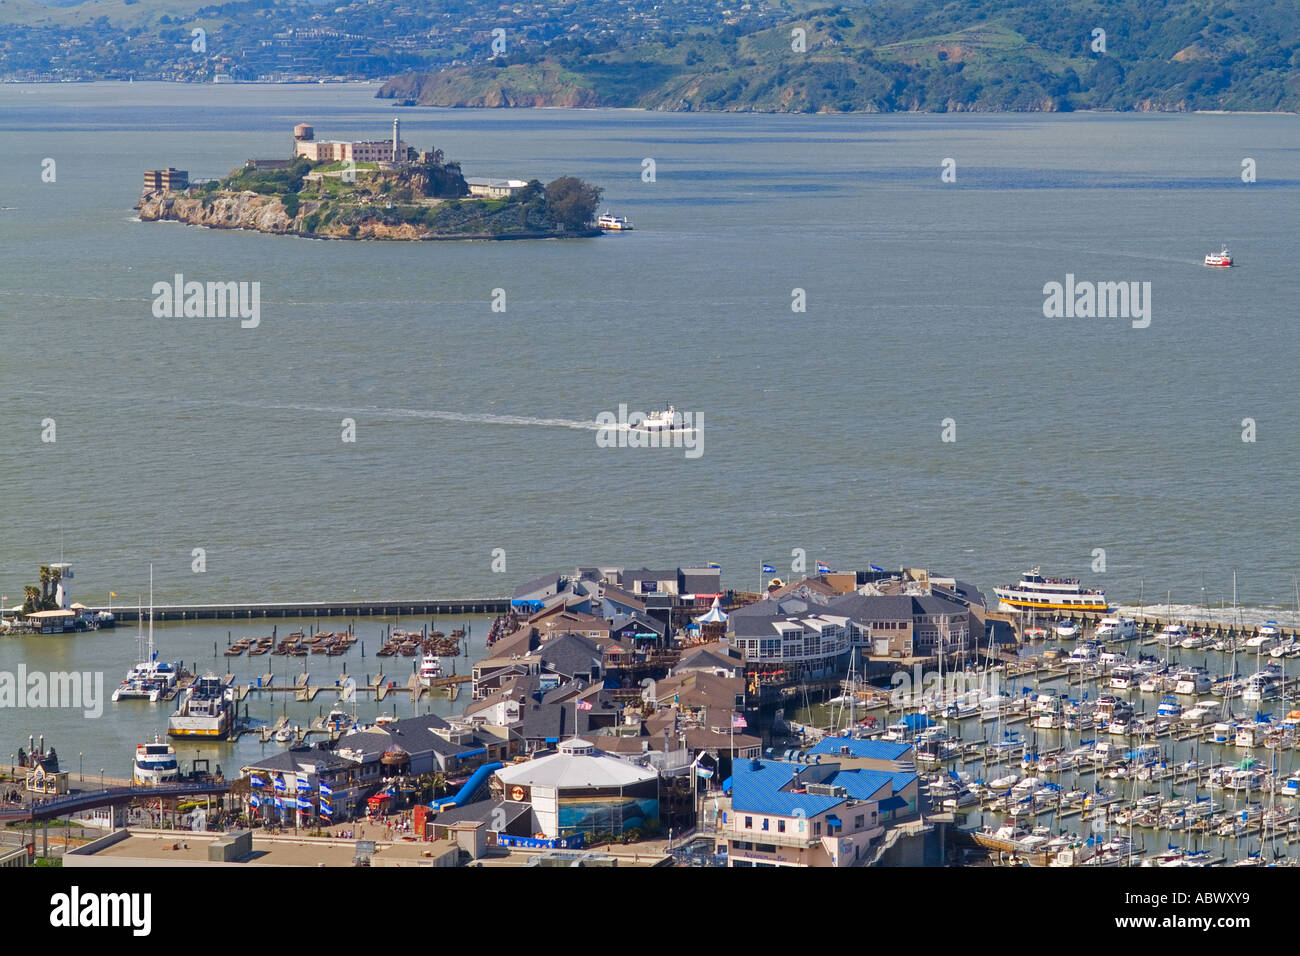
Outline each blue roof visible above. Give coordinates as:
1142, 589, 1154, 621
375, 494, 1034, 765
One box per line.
729, 760, 843, 817
890, 772, 918, 794
825, 769, 894, 802
807, 737, 912, 761
729, 759, 910, 818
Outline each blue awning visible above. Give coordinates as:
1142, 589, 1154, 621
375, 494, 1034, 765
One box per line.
826, 814, 842, 826
545, 737, 559, 744
456, 747, 486, 758
880, 796, 907, 812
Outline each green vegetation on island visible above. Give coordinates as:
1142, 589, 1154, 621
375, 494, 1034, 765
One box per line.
142, 153, 603, 240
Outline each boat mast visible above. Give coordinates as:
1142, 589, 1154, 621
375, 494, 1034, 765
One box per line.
148, 564, 155, 662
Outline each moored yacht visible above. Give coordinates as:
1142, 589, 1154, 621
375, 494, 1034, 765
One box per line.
1055, 620, 1080, 639
1095, 616, 1137, 642
1173, 668, 1213, 695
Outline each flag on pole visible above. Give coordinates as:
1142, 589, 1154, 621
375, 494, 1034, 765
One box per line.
762, 564, 775, 574
576, 699, 593, 711
732, 714, 747, 729
319, 803, 333, 818
109, 592, 118, 597
273, 775, 286, 792
249, 774, 267, 788
869, 565, 883, 573
816, 561, 832, 573
708, 563, 721, 569
696, 767, 714, 779
249, 794, 261, 807
319, 780, 333, 796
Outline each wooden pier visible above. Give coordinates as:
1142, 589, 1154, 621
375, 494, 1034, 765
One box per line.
92, 597, 508, 623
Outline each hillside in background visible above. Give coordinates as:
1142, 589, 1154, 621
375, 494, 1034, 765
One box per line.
2, 0, 1297, 112
380, 0, 1300, 113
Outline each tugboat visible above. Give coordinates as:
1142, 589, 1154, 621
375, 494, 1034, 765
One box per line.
1204, 246, 1233, 267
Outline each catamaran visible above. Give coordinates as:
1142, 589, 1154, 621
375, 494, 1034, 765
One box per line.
111, 572, 177, 703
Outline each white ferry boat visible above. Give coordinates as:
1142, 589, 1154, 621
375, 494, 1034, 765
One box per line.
132, 735, 180, 786
1203, 246, 1233, 267
597, 213, 633, 231
167, 673, 235, 739
418, 654, 442, 687
994, 568, 1109, 613
632, 406, 679, 431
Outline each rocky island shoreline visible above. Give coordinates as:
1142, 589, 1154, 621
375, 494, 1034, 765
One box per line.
136, 122, 603, 242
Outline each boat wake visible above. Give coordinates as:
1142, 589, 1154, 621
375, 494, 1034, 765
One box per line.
1117, 602, 1300, 629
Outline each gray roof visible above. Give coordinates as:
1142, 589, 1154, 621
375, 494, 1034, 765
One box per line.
512, 572, 564, 601
242, 747, 357, 776
626, 568, 677, 585
679, 568, 721, 594
610, 610, 665, 635
825, 593, 915, 620
433, 798, 536, 831
536, 632, 605, 678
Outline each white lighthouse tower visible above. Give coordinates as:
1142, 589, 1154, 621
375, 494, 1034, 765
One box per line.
49, 562, 73, 610
392, 118, 401, 163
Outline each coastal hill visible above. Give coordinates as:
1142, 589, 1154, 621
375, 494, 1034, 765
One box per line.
3, 1, 1295, 112
138, 149, 604, 241
377, 0, 1300, 113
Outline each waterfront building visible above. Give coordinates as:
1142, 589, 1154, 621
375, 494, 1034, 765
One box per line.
719, 757, 918, 867
491, 738, 660, 839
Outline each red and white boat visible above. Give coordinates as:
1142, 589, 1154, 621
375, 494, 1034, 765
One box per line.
1204, 246, 1233, 267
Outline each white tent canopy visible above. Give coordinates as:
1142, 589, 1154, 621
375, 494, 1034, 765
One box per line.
694, 597, 728, 624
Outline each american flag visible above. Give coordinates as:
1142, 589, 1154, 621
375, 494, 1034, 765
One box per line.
732, 714, 747, 729
575, 699, 593, 711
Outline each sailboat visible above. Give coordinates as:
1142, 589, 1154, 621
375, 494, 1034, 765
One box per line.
110, 567, 177, 702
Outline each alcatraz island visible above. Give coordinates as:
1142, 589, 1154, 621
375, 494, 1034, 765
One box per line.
136, 120, 604, 241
